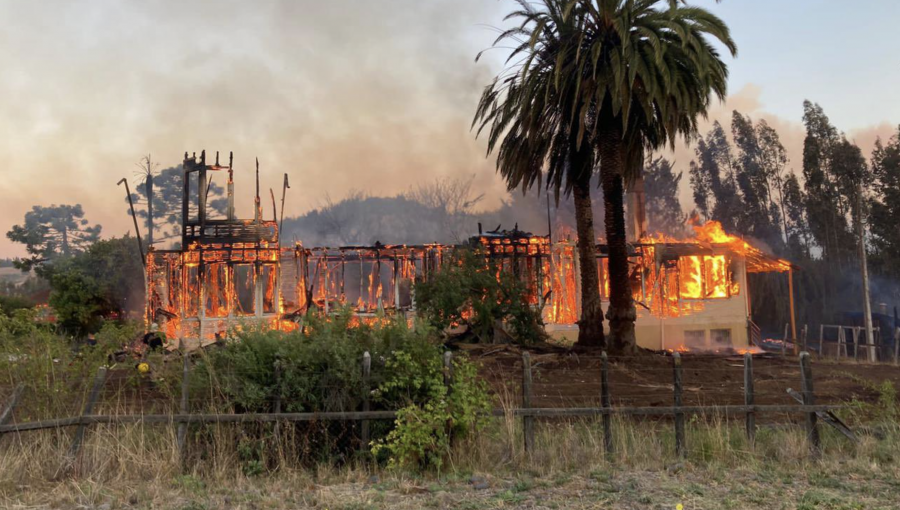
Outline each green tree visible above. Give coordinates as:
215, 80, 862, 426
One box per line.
128, 163, 227, 247
44, 236, 144, 335
473, 0, 607, 347
731, 111, 782, 246
689, 122, 742, 231
474, 0, 735, 352
6, 204, 102, 273
579, 0, 735, 351
869, 127, 900, 285
643, 157, 685, 234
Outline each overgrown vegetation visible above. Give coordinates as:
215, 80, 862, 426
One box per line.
190, 308, 489, 470
414, 249, 547, 344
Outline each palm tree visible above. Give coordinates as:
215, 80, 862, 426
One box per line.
473, 0, 608, 347
575, 0, 736, 352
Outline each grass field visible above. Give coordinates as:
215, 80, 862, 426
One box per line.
3, 409, 899, 509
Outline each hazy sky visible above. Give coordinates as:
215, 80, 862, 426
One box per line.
1, 0, 899, 257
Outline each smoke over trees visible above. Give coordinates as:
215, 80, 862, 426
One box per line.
686, 104, 900, 336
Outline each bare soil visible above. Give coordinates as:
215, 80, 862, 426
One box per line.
469, 344, 900, 415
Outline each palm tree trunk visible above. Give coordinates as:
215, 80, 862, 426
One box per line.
573, 169, 605, 348
599, 126, 637, 354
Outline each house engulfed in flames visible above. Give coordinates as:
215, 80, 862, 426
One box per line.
146, 152, 797, 351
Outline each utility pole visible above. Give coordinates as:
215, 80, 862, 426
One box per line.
857, 182, 876, 362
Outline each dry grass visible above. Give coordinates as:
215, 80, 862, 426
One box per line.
3, 408, 900, 509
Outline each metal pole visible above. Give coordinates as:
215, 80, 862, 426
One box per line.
857, 182, 876, 362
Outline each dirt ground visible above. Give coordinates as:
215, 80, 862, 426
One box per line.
469, 344, 900, 414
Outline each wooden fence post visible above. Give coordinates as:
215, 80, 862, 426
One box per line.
177, 349, 190, 457
361, 352, 371, 454
522, 351, 534, 455
67, 366, 108, 462
673, 352, 685, 458
600, 351, 612, 457
801, 325, 808, 354
273, 361, 282, 415
852, 327, 860, 361
800, 352, 820, 458
819, 325, 825, 358
894, 327, 900, 365
782, 323, 788, 356
443, 351, 453, 387
743, 353, 755, 445
0, 384, 24, 429
272, 360, 283, 439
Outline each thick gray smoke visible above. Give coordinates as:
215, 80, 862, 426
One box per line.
0, 0, 513, 257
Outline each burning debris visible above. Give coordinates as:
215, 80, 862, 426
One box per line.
145, 151, 798, 353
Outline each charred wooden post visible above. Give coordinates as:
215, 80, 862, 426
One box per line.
522, 352, 534, 455
117, 178, 146, 265
800, 352, 820, 458
673, 352, 685, 458
744, 353, 755, 445
600, 352, 612, 457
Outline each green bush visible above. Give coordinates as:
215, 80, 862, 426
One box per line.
372, 350, 489, 470
0, 313, 144, 417
192, 307, 489, 470
414, 249, 546, 343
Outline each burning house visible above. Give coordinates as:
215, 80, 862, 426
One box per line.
146, 151, 299, 347
146, 151, 797, 352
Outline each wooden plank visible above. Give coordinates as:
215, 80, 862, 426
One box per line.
787, 388, 858, 443
0, 404, 851, 435
744, 353, 755, 445
800, 352, 820, 458
673, 352, 685, 458
522, 352, 534, 454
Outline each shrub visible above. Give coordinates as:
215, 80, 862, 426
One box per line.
191, 307, 489, 470
414, 249, 546, 343
372, 351, 489, 470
